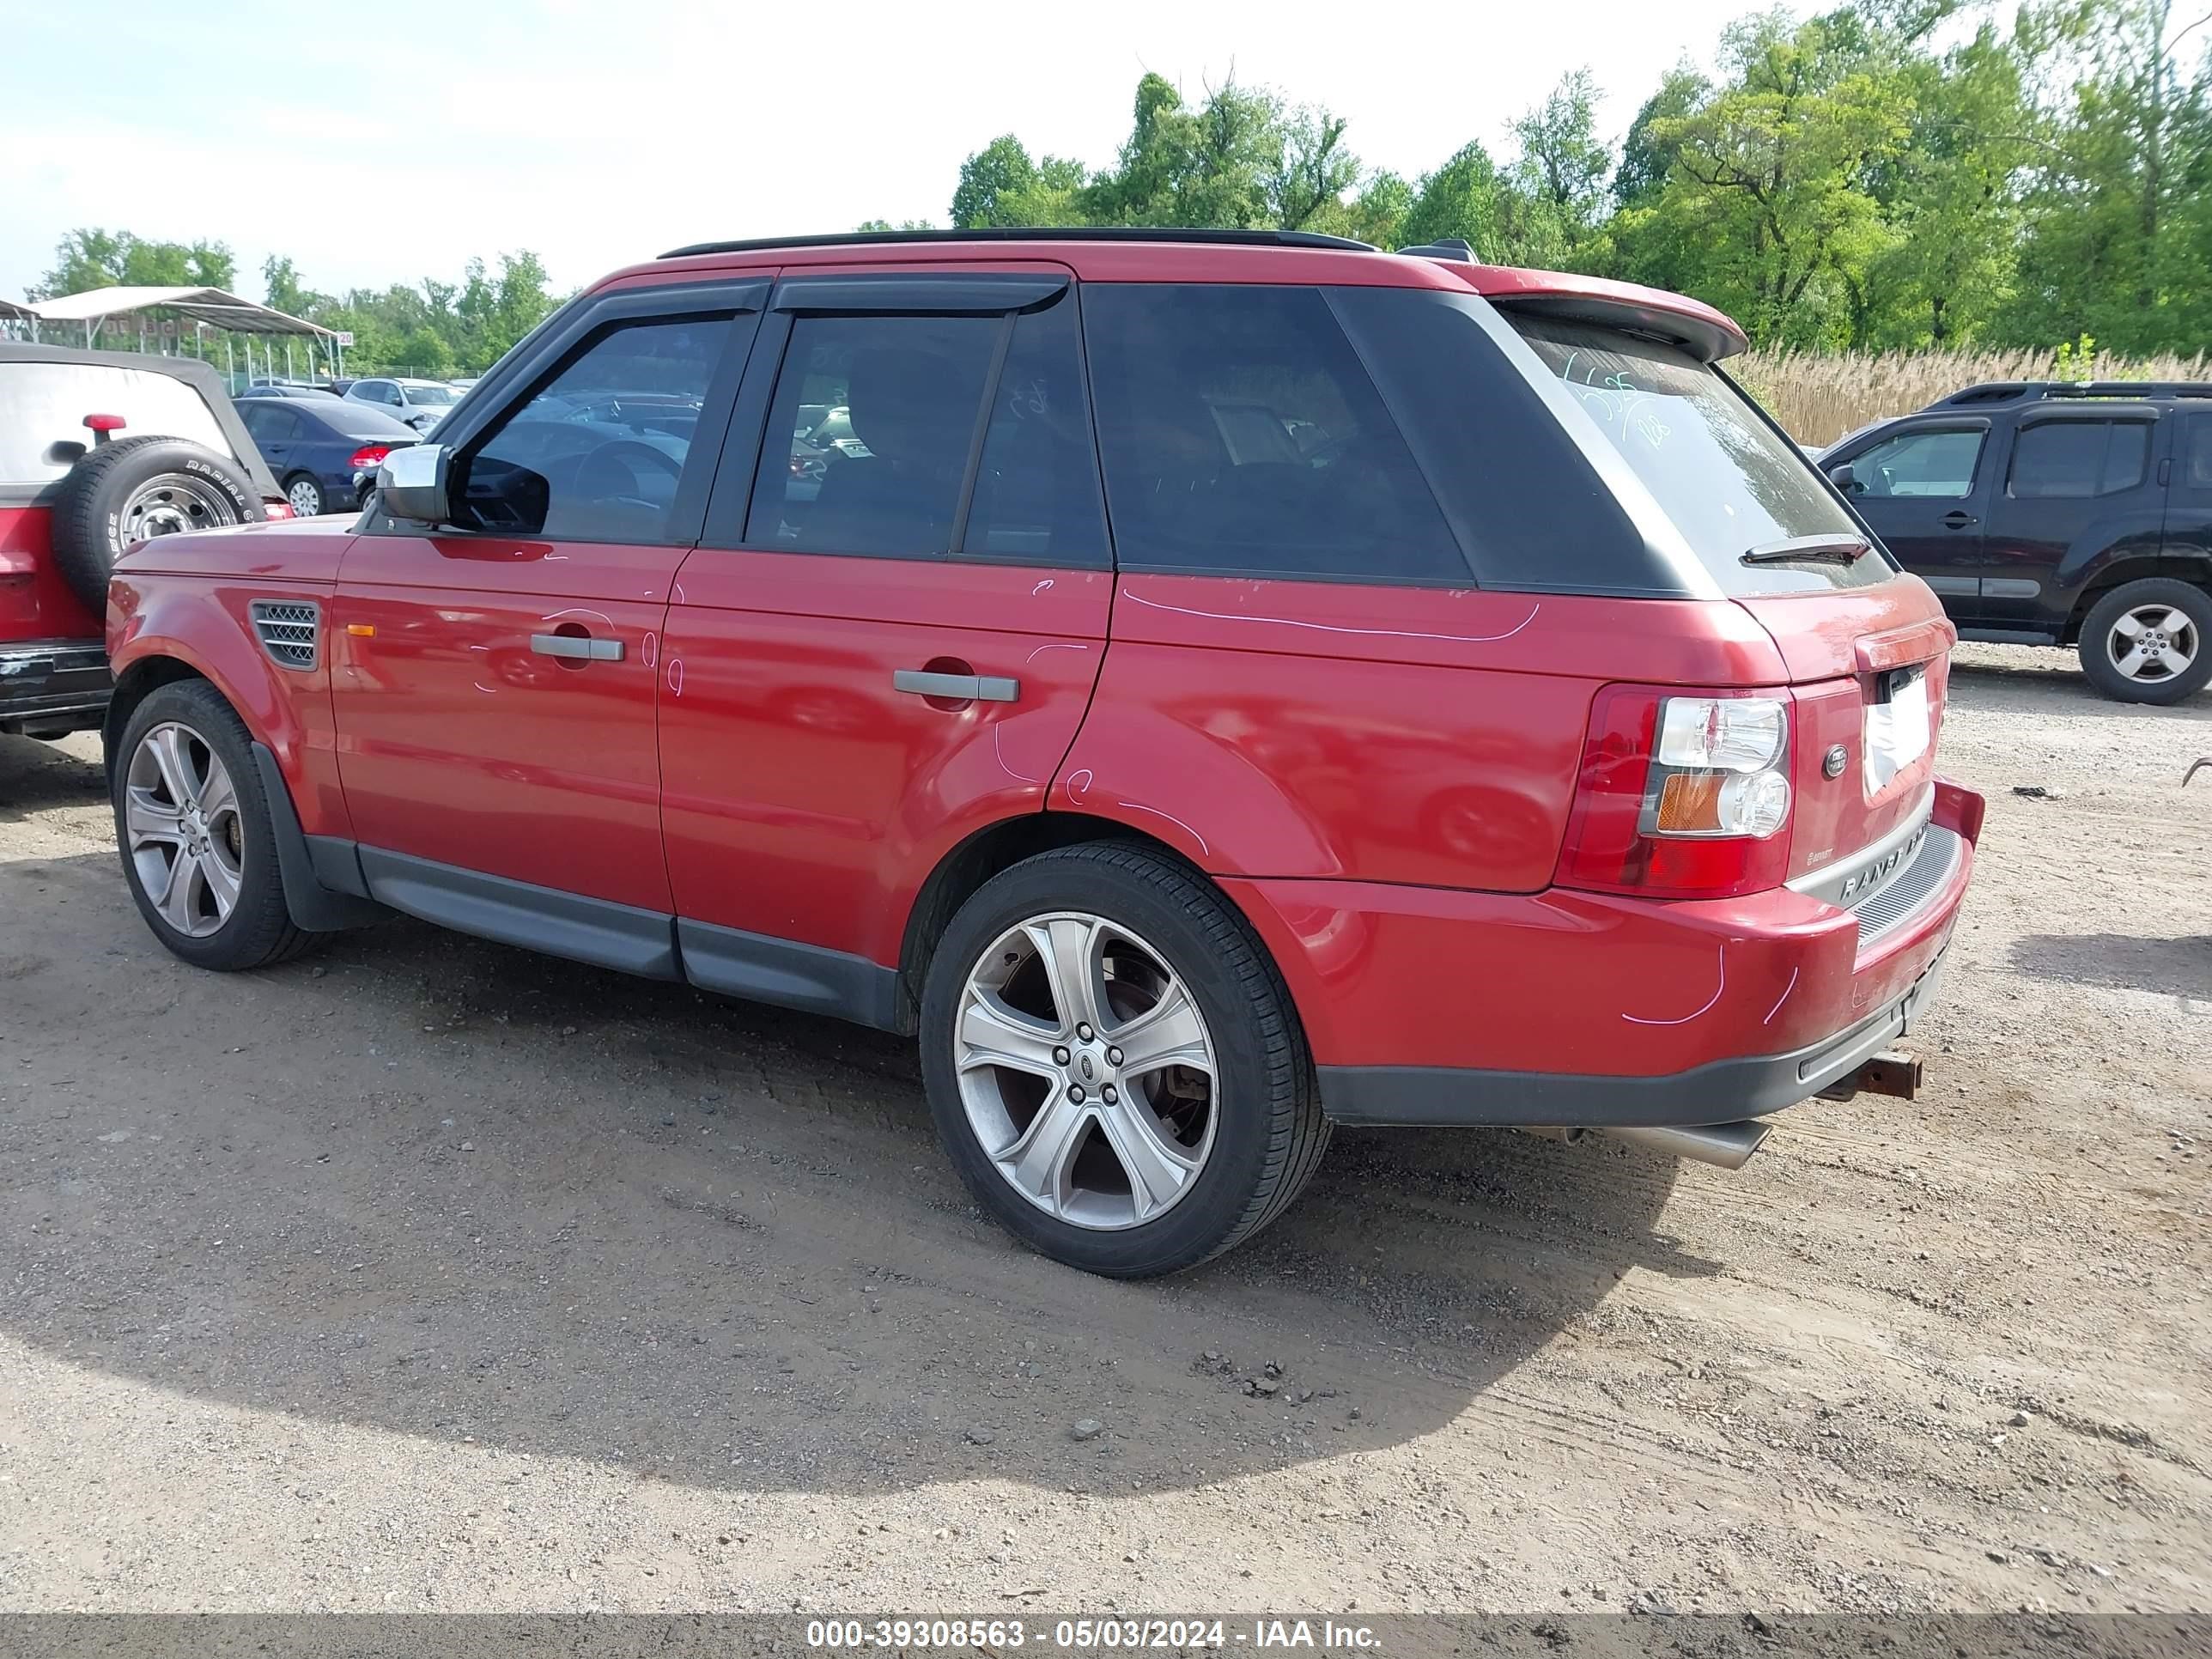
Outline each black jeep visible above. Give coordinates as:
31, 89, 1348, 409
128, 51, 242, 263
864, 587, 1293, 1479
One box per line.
1820, 380, 2212, 703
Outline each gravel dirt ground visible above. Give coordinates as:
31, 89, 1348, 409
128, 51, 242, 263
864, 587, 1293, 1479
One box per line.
0, 641, 2206, 1618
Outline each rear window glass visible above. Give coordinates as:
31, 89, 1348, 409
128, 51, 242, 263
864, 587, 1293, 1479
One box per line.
1506, 316, 1893, 593
0, 362, 232, 486
1084, 284, 1468, 583
2008, 420, 2149, 498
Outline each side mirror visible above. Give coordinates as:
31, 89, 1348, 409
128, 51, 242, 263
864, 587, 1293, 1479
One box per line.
1828, 462, 1860, 495
377, 442, 451, 526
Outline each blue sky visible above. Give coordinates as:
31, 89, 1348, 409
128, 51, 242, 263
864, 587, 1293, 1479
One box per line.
3, 0, 1765, 306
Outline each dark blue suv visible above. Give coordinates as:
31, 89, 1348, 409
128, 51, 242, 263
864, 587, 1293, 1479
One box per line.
1820, 380, 2212, 703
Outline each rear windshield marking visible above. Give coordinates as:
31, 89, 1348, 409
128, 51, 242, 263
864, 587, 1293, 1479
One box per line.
1119, 586, 1541, 646
1622, 946, 1726, 1025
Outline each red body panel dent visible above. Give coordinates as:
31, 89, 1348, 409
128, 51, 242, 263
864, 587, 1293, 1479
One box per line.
659, 550, 1109, 965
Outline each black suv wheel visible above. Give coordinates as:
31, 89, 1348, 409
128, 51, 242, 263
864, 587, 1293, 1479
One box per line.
2079, 579, 2212, 704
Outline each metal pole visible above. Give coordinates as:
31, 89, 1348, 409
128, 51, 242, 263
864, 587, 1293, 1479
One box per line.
224, 335, 234, 385
285, 338, 295, 380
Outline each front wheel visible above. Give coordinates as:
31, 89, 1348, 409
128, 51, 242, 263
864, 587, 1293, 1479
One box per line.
2078, 579, 2212, 704
112, 680, 313, 970
919, 843, 1328, 1277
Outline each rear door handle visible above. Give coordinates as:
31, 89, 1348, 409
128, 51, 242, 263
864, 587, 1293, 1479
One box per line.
893, 668, 1018, 703
531, 633, 623, 662
1942, 511, 1978, 529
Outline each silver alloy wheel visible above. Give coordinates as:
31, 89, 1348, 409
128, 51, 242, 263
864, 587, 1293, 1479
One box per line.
118, 473, 242, 545
124, 722, 245, 938
2108, 603, 2199, 684
287, 477, 324, 517
955, 911, 1219, 1231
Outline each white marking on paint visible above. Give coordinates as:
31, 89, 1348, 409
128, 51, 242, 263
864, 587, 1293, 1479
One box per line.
994, 725, 1035, 784
1762, 966, 1799, 1026
1032, 578, 1054, 595
1624, 948, 1726, 1025
542, 606, 612, 625
1118, 801, 1210, 855
642, 631, 659, 670
666, 658, 684, 696
468, 643, 489, 653
673, 581, 687, 604
1120, 588, 1540, 646
1063, 768, 1094, 801
1025, 641, 1088, 662
472, 682, 495, 695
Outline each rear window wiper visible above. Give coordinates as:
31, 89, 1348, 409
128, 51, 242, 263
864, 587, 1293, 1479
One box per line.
1741, 534, 1869, 566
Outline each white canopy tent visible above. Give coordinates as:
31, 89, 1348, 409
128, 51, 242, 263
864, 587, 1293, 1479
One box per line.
17, 286, 341, 382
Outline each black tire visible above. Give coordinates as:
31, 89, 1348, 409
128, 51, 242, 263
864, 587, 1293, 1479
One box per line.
282, 471, 325, 518
2077, 578, 2212, 705
919, 843, 1329, 1278
111, 679, 314, 971
50, 435, 262, 613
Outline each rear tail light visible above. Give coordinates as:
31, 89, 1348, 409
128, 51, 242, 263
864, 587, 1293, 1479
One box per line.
84, 413, 127, 445
1557, 685, 1796, 899
263, 497, 295, 520
348, 445, 392, 471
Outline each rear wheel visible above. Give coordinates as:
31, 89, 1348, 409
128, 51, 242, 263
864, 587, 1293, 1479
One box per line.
112, 680, 313, 970
920, 843, 1328, 1277
2078, 579, 2212, 704
283, 472, 326, 517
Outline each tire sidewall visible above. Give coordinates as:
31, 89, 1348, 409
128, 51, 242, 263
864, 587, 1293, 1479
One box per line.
919, 851, 1288, 1276
52, 436, 262, 614
112, 683, 288, 969
2080, 580, 2212, 705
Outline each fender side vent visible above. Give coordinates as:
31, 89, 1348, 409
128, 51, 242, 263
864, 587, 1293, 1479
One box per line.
250, 599, 319, 671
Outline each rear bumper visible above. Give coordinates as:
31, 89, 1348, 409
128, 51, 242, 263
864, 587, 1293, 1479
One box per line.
0, 637, 109, 732
1226, 777, 1984, 1130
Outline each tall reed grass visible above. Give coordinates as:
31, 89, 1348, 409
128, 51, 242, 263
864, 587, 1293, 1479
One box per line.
1736, 347, 2211, 447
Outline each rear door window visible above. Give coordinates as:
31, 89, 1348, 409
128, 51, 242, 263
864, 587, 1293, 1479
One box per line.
1504, 314, 1893, 592
1083, 284, 1468, 582
1849, 428, 1985, 498
2008, 420, 2151, 498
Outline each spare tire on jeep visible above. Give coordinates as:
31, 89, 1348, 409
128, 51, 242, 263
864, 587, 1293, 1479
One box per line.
48, 434, 263, 613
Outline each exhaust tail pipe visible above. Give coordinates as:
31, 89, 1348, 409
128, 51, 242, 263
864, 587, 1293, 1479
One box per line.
1604, 1120, 1771, 1170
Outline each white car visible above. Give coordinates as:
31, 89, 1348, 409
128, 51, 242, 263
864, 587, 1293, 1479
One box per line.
343, 376, 458, 433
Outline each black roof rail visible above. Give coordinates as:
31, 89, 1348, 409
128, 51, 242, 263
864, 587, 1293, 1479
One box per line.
658, 227, 1376, 259
1396, 237, 1479, 262
1931, 380, 2212, 409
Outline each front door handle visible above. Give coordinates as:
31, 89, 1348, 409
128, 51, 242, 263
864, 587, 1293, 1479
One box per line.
893, 668, 1018, 703
531, 632, 623, 662
1942, 510, 1979, 529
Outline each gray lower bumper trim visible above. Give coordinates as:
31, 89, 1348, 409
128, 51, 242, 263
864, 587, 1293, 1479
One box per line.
1318, 950, 1949, 1129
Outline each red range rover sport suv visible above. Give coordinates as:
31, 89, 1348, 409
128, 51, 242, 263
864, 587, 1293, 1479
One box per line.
101, 229, 1984, 1276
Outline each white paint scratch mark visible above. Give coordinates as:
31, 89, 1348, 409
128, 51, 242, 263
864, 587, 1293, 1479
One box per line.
1762, 966, 1799, 1026
468, 643, 489, 653
1032, 578, 1054, 595
1120, 588, 1541, 646
994, 725, 1035, 784
666, 659, 684, 697
642, 631, 659, 670
673, 582, 687, 604
1117, 801, 1210, 855
472, 682, 495, 695
1623, 948, 1726, 1025
1063, 768, 1094, 802
1025, 641, 1088, 662
542, 606, 613, 625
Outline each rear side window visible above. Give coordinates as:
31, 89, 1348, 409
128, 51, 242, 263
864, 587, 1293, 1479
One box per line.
1506, 315, 1892, 593
2185, 416, 2212, 489
964, 299, 1110, 565
1084, 284, 1468, 582
2008, 420, 2150, 498
1849, 428, 1984, 498
0, 362, 231, 486
454, 315, 731, 542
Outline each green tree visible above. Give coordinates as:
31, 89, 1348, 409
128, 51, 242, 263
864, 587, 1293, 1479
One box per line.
1514, 70, 1613, 244
33, 228, 236, 299
1615, 66, 1711, 209
1399, 141, 1570, 265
